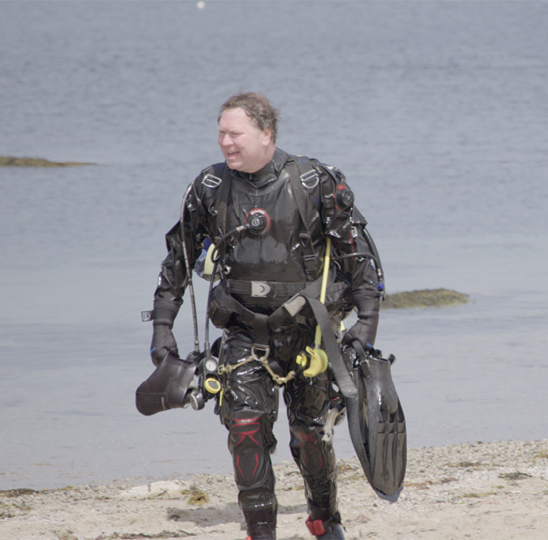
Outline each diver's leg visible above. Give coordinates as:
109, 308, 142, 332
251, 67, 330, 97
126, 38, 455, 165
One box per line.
218, 329, 278, 540
284, 371, 343, 536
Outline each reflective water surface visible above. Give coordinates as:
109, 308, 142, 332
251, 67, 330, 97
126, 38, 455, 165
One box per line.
1, 1, 547, 490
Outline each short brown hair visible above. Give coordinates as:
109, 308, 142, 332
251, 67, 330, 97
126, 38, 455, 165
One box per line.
219, 92, 279, 143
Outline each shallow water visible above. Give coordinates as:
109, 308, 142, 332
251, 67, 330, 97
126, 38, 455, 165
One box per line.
1, 0, 547, 490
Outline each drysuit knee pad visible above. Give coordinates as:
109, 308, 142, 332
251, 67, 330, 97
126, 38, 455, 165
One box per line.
229, 409, 276, 488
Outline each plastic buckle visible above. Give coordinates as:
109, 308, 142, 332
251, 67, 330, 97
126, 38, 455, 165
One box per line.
251, 281, 274, 297
303, 254, 318, 273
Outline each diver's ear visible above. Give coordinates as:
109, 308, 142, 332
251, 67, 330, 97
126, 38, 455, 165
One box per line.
262, 127, 273, 147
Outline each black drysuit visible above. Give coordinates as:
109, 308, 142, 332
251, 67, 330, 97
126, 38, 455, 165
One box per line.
151, 148, 381, 539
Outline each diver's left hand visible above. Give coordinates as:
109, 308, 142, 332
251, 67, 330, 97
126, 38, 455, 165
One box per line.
342, 289, 381, 350
342, 319, 374, 351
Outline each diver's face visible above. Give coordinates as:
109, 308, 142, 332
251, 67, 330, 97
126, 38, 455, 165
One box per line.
218, 107, 273, 173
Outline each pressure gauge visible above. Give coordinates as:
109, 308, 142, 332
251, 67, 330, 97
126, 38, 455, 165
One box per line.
204, 357, 218, 373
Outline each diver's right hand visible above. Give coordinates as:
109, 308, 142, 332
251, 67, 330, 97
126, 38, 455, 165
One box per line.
150, 324, 179, 366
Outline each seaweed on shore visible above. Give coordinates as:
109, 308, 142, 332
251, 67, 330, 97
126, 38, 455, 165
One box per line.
382, 288, 469, 309
0, 156, 93, 167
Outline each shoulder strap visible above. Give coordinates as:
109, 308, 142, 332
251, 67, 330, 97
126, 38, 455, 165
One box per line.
211, 163, 232, 241
194, 163, 233, 267
285, 155, 323, 279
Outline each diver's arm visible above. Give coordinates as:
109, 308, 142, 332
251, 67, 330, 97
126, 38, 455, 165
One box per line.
149, 223, 186, 366
150, 182, 208, 365
317, 164, 382, 349
340, 210, 382, 349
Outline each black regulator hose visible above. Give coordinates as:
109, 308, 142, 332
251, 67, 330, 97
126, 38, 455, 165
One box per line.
180, 184, 201, 353
362, 226, 385, 294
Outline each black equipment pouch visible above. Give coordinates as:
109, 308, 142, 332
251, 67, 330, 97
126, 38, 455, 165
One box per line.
207, 285, 236, 329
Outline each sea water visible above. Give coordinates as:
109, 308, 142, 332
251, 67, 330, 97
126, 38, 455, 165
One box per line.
1, 0, 547, 490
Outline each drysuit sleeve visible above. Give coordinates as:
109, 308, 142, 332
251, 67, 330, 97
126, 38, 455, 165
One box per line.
152, 178, 211, 320
316, 164, 382, 349
148, 177, 215, 365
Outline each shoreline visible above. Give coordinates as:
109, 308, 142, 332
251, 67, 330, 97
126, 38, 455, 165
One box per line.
1, 439, 547, 539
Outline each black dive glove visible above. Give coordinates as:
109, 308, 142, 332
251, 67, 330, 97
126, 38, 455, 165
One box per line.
150, 300, 181, 366
342, 289, 381, 351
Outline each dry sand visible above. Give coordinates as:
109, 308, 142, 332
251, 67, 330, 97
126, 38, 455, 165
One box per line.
1, 440, 547, 540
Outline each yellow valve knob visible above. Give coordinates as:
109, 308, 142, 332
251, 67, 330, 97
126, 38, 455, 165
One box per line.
301, 346, 328, 378
204, 378, 221, 394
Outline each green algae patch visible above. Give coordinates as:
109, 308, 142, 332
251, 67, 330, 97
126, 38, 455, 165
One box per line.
498, 472, 532, 481
0, 156, 93, 167
0, 488, 38, 498
187, 485, 209, 506
382, 288, 469, 309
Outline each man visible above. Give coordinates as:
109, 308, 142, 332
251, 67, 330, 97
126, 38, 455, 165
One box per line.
149, 92, 382, 540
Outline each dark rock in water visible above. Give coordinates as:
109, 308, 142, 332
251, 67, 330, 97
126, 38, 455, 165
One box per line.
0, 156, 93, 167
382, 288, 469, 309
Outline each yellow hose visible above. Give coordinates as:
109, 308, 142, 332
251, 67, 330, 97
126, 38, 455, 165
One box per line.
297, 237, 331, 377
314, 237, 332, 346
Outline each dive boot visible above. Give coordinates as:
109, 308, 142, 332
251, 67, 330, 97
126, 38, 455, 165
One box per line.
306, 517, 345, 539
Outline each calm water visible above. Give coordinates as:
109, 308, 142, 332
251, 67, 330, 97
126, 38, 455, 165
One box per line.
1, 0, 547, 490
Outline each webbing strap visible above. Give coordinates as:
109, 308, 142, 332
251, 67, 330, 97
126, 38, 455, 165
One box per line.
298, 290, 358, 398
285, 157, 321, 279
211, 163, 232, 260
220, 273, 357, 398
226, 279, 308, 298
211, 284, 270, 346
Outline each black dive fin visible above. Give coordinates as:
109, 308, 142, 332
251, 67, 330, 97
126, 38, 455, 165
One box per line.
136, 352, 198, 416
345, 342, 407, 501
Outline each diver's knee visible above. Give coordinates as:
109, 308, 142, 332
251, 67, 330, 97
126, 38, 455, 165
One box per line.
229, 409, 276, 487
229, 409, 272, 448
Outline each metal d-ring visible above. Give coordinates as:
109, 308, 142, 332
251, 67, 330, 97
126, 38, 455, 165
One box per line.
251, 344, 270, 361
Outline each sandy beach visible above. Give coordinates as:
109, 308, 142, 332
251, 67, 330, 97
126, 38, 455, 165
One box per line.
2, 439, 547, 540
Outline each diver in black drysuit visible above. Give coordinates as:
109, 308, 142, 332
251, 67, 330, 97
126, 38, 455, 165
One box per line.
149, 148, 381, 540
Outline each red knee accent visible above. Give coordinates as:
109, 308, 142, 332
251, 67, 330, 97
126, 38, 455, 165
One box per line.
306, 515, 325, 536
232, 416, 261, 447
236, 453, 259, 479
